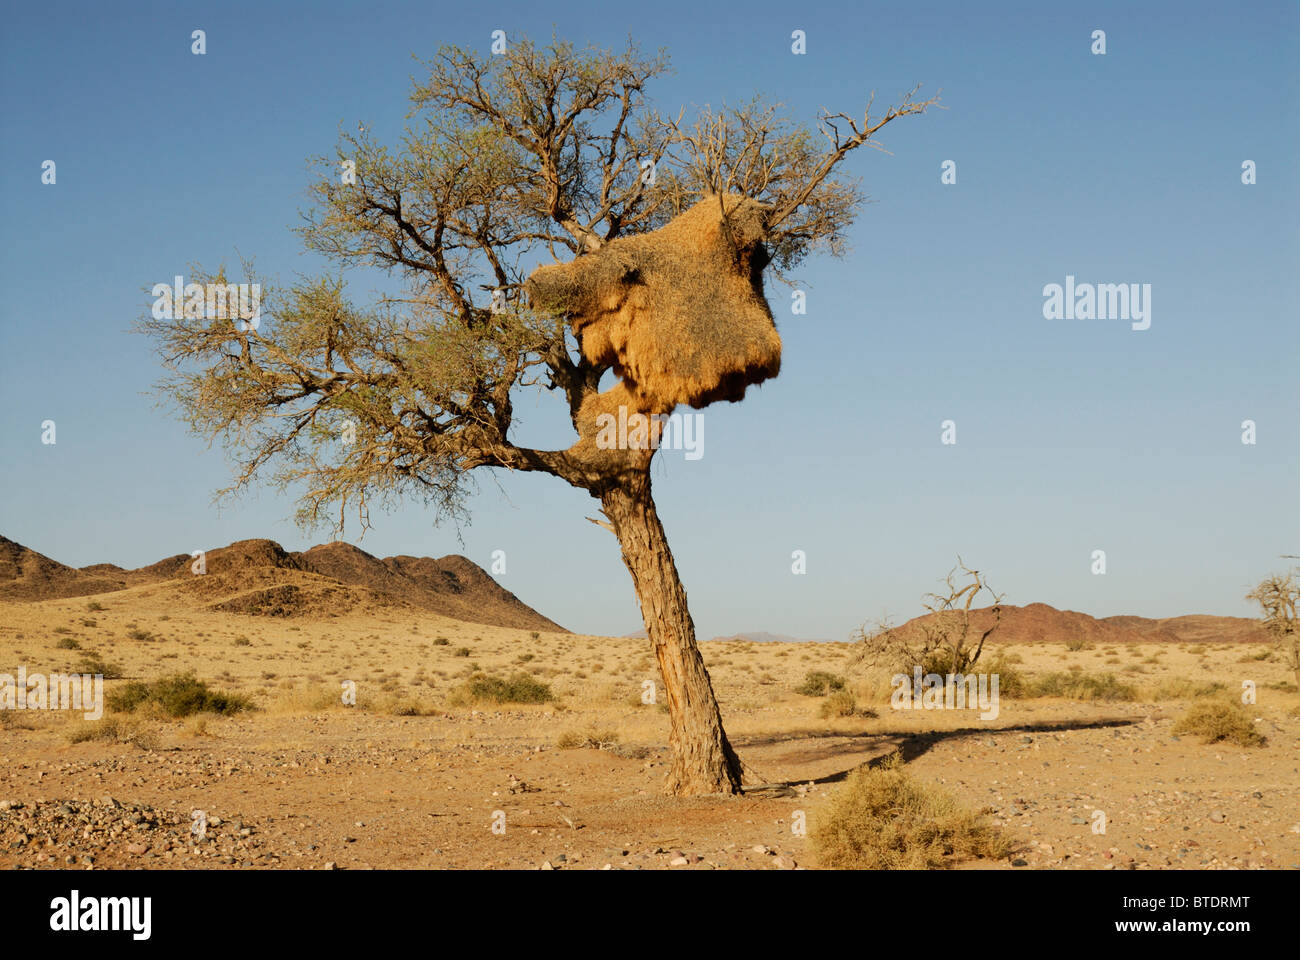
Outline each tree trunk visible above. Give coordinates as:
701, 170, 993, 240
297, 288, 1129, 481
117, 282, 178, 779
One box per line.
600, 473, 743, 796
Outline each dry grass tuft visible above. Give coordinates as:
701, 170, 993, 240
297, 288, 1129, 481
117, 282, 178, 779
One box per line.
556, 726, 620, 750
818, 689, 876, 719
63, 715, 160, 750
813, 755, 1011, 869
1030, 671, 1137, 701
1147, 677, 1227, 701
1171, 700, 1265, 747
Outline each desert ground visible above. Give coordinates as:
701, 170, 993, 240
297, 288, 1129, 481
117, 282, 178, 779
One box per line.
1, 558, 1297, 871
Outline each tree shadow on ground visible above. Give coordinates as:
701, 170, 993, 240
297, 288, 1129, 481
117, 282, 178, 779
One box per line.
736, 715, 1144, 792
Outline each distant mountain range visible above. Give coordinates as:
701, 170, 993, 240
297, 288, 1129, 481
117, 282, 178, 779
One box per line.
1, 533, 1267, 644
892, 601, 1268, 646
626, 603, 1267, 646
623, 629, 828, 642
710, 631, 832, 643
0, 535, 564, 632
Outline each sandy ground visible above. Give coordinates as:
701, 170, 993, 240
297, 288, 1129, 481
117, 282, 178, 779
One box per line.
1, 584, 1297, 870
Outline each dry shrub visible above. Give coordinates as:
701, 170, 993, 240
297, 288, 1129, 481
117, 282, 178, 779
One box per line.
1031, 672, 1137, 702
813, 755, 1011, 869
850, 561, 1003, 678
1171, 701, 1265, 747
269, 681, 437, 716
796, 671, 845, 696
270, 681, 348, 713
981, 654, 1029, 698
556, 726, 620, 750
819, 689, 876, 719
108, 673, 252, 718
64, 715, 159, 751
852, 671, 903, 704
446, 671, 553, 707
1148, 677, 1227, 701
0, 709, 31, 731
377, 695, 441, 716
181, 715, 213, 738
74, 654, 123, 680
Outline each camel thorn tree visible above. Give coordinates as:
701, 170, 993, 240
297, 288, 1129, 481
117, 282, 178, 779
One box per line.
1247, 567, 1299, 690
140, 35, 937, 796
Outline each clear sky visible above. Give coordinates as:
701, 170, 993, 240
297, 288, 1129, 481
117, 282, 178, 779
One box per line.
2, 0, 1296, 641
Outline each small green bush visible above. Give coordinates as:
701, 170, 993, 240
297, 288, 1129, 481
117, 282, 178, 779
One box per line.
74, 655, 123, 680
447, 671, 553, 706
796, 671, 846, 696
108, 672, 252, 718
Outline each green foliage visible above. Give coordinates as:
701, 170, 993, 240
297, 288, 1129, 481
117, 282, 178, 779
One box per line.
107, 673, 252, 718
74, 654, 123, 680
447, 671, 553, 706
796, 671, 846, 696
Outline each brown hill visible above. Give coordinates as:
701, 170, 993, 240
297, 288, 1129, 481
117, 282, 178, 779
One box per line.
0, 535, 564, 632
0, 536, 133, 600
896, 601, 1267, 646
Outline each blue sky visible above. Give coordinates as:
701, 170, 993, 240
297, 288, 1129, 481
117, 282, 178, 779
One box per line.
2, 0, 1296, 641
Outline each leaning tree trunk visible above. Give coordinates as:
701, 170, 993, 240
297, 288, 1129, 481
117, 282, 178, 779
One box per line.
600, 472, 744, 796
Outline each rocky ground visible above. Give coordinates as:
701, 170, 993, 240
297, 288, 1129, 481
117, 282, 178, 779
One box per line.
1, 590, 1297, 870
